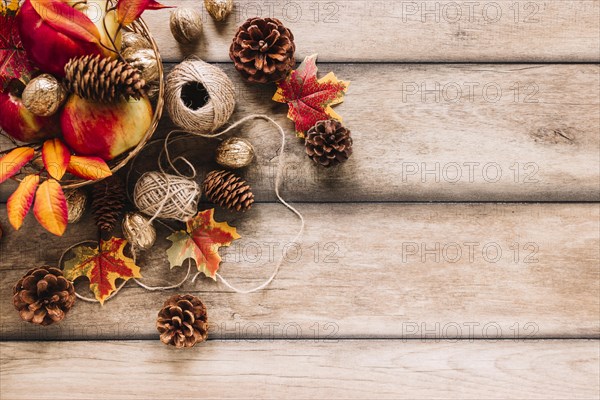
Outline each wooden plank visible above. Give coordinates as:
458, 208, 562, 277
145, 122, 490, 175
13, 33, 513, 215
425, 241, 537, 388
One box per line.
1, 203, 598, 340
1, 340, 598, 399
3, 63, 598, 202
147, 0, 600, 62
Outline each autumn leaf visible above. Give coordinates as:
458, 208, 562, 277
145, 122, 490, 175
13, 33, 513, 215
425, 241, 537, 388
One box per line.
166, 209, 240, 280
0, 0, 36, 89
67, 155, 112, 181
33, 178, 67, 236
30, 0, 101, 45
273, 54, 349, 138
7, 174, 39, 230
0, 147, 35, 184
42, 138, 71, 180
116, 0, 171, 26
63, 237, 142, 304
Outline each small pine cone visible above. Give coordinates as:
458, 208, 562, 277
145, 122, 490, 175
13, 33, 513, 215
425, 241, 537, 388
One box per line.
64, 55, 146, 102
305, 119, 353, 167
91, 175, 127, 233
203, 170, 254, 212
230, 17, 295, 84
157, 294, 208, 348
13, 266, 76, 326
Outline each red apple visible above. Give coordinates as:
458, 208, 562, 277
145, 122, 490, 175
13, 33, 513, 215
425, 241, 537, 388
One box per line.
60, 95, 153, 161
17, 0, 120, 78
0, 89, 60, 142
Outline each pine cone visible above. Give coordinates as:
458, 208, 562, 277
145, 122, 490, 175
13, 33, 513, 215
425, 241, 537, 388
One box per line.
203, 170, 254, 212
64, 55, 146, 102
230, 17, 295, 84
13, 266, 76, 326
305, 119, 353, 167
157, 294, 208, 348
91, 175, 126, 233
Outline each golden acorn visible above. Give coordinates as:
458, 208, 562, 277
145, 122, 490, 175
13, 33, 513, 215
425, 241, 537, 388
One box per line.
22, 74, 66, 116
215, 137, 255, 169
64, 188, 88, 224
204, 0, 233, 21
170, 8, 203, 44
121, 32, 152, 53
122, 212, 156, 251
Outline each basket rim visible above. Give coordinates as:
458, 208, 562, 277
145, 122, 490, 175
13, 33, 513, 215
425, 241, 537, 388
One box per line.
62, 18, 165, 190
0, 18, 163, 190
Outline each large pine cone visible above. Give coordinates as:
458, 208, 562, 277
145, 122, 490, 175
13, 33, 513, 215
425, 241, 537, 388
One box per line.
203, 170, 254, 212
64, 55, 146, 102
157, 294, 208, 348
305, 119, 353, 167
230, 17, 295, 84
13, 266, 76, 326
91, 175, 127, 233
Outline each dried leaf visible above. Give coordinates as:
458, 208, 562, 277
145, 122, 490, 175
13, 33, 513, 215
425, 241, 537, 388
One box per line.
7, 174, 39, 230
66, 155, 112, 181
0, 147, 35, 184
42, 138, 71, 180
116, 0, 171, 26
273, 54, 349, 138
0, 0, 36, 89
63, 237, 142, 304
33, 178, 67, 236
166, 209, 240, 280
30, 0, 101, 45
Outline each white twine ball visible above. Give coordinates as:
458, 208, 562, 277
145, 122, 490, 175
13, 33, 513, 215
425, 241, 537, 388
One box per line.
165, 59, 236, 135
134, 171, 200, 221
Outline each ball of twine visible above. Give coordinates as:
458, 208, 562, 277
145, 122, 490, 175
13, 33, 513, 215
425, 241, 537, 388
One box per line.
134, 171, 200, 221
165, 58, 236, 134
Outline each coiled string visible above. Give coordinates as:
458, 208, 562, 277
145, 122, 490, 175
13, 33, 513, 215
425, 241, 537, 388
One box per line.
59, 115, 305, 302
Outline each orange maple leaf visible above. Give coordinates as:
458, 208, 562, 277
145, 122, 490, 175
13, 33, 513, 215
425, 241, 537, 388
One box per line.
166, 209, 240, 280
273, 54, 349, 138
62, 237, 142, 304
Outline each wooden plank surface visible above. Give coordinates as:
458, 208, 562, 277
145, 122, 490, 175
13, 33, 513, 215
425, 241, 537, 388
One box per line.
148, 0, 600, 62
1, 203, 598, 340
1, 340, 598, 399
3, 63, 598, 202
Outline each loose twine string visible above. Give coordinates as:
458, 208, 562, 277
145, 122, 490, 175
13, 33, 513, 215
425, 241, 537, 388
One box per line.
58, 58, 304, 301
59, 115, 305, 302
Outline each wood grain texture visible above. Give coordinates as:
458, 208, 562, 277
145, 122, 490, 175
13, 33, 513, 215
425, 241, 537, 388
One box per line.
148, 0, 600, 62
3, 63, 598, 202
1, 203, 598, 340
1, 340, 598, 399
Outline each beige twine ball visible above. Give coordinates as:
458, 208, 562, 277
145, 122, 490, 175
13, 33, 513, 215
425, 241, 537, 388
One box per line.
165, 59, 236, 135
134, 171, 201, 221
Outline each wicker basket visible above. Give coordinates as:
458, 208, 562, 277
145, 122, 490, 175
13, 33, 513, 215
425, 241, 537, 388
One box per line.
61, 18, 165, 189
0, 18, 164, 190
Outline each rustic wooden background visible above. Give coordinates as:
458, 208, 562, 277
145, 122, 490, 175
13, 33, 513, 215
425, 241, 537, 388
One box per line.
1, 0, 599, 399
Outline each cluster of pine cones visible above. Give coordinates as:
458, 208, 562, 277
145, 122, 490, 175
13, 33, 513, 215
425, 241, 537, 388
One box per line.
230, 18, 353, 167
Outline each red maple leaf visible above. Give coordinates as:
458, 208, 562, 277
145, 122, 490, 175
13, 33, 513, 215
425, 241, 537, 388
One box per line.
0, 0, 36, 90
62, 237, 142, 304
166, 209, 240, 280
273, 54, 350, 138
